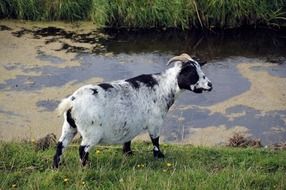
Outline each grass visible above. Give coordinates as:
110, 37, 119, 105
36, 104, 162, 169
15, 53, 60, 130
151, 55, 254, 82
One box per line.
1, 141, 286, 189
0, 0, 285, 29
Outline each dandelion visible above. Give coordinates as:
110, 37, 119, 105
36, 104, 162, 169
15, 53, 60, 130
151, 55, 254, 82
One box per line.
166, 163, 172, 167
137, 164, 145, 168
82, 181, 86, 185
96, 150, 100, 154
64, 178, 69, 182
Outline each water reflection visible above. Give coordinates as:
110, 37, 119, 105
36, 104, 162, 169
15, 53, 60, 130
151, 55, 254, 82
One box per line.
103, 28, 286, 59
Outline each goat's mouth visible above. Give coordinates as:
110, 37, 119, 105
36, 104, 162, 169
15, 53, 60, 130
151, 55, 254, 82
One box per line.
193, 87, 212, 94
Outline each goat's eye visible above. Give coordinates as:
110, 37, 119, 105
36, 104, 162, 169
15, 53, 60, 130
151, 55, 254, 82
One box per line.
203, 76, 206, 79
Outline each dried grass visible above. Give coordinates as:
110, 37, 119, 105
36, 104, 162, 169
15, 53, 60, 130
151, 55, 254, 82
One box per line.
268, 142, 286, 150
34, 133, 57, 151
227, 133, 262, 148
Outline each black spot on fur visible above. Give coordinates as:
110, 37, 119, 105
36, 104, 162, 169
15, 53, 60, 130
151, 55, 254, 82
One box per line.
126, 74, 158, 89
90, 88, 98, 95
71, 96, 76, 101
177, 62, 199, 90
66, 109, 77, 128
98, 83, 114, 90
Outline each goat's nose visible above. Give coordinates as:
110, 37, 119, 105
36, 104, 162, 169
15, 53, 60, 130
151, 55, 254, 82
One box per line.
207, 82, 213, 91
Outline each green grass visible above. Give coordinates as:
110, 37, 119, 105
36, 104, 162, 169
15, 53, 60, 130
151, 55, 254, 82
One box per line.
1, 142, 285, 189
0, 0, 285, 29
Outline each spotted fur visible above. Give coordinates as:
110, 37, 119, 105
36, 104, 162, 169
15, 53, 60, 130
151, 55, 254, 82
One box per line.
53, 54, 212, 168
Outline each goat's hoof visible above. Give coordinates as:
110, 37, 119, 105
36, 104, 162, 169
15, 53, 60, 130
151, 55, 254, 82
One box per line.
53, 162, 61, 169
154, 151, 165, 159
53, 164, 58, 169
80, 159, 89, 167
53, 157, 61, 168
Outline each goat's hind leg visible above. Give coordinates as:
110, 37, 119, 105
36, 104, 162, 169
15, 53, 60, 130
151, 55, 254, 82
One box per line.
123, 141, 133, 156
53, 116, 77, 168
79, 128, 102, 166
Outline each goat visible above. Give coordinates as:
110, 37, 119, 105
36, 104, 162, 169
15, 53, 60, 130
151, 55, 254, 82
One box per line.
53, 53, 212, 168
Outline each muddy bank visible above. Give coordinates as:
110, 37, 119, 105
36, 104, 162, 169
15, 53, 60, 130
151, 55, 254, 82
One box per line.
0, 20, 286, 146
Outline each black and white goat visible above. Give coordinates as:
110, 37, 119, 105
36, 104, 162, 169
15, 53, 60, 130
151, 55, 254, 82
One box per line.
53, 53, 212, 168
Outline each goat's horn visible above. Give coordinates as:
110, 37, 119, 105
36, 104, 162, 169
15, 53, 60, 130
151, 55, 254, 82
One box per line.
167, 53, 192, 65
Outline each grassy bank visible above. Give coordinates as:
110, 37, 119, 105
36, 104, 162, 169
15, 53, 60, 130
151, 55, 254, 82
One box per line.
1, 142, 285, 189
0, 0, 285, 29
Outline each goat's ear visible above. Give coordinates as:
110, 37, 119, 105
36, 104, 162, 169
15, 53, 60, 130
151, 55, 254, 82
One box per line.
192, 56, 207, 66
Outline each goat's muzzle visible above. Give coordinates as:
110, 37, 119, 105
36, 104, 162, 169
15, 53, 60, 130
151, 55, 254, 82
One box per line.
207, 82, 213, 91
193, 82, 213, 93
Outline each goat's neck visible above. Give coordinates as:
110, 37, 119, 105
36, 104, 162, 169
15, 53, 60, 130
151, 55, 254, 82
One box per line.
157, 65, 182, 98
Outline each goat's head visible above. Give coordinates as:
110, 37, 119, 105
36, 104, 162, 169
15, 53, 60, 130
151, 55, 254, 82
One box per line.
168, 53, 212, 93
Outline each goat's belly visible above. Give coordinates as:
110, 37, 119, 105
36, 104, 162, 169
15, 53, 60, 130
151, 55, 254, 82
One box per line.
100, 123, 145, 144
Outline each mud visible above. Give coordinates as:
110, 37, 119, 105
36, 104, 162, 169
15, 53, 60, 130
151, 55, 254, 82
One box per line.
0, 20, 286, 146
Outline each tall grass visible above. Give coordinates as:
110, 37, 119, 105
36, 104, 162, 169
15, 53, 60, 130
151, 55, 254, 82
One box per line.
0, 0, 39, 20
0, 0, 285, 29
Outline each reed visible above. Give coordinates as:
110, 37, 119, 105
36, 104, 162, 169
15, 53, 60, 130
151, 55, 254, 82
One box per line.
0, 0, 39, 20
39, 0, 92, 21
0, 0, 285, 29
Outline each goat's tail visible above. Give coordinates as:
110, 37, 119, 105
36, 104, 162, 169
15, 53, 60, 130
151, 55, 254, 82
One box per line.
56, 97, 73, 117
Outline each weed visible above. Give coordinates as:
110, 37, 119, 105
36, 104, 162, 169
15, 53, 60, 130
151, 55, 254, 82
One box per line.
0, 142, 285, 189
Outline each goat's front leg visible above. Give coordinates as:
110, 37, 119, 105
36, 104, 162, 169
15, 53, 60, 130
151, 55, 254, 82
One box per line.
123, 141, 133, 155
150, 135, 165, 159
148, 125, 165, 159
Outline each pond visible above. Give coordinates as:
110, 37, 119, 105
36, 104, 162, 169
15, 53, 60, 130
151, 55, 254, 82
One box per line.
0, 20, 286, 146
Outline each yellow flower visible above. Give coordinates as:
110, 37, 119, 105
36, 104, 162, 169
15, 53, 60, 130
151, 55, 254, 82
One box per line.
96, 150, 100, 154
166, 163, 172, 167
64, 178, 69, 182
137, 164, 145, 168
82, 181, 86, 185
